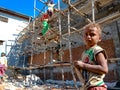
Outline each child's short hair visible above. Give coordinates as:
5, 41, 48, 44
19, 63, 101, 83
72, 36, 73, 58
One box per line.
83, 22, 102, 36
1, 52, 6, 56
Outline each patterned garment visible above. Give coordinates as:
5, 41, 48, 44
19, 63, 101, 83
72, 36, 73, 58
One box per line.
88, 84, 107, 90
0, 64, 5, 77
81, 45, 107, 88
0, 56, 7, 78
0, 56, 8, 67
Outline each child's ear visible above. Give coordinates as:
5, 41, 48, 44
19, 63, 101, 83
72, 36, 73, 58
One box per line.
99, 39, 101, 42
98, 36, 101, 42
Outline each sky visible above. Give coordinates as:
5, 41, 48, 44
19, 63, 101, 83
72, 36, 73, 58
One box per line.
0, 0, 69, 18
0, 0, 36, 17
0, 0, 58, 17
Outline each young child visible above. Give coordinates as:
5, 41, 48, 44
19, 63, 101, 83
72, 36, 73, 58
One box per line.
0, 52, 8, 83
74, 22, 108, 90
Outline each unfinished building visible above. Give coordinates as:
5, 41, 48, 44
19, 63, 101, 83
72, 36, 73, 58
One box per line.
7, 0, 120, 89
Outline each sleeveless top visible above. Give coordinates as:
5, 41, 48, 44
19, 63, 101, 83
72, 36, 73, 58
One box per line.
0, 56, 7, 67
81, 45, 107, 88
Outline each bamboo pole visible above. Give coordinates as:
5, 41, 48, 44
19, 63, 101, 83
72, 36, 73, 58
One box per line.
66, 0, 78, 88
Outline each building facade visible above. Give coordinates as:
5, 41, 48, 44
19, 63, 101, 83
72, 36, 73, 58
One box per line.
0, 7, 29, 54
4, 0, 120, 82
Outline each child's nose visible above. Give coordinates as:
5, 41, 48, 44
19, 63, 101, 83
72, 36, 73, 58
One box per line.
86, 35, 91, 39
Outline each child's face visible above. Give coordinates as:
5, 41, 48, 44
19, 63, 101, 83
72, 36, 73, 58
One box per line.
1, 53, 5, 57
83, 27, 101, 48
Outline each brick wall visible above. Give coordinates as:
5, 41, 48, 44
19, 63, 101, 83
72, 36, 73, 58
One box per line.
29, 38, 115, 64
28, 38, 118, 81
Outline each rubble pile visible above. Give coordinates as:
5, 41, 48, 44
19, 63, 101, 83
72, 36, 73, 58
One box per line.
0, 74, 79, 90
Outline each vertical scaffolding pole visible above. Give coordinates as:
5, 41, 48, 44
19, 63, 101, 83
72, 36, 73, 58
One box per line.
29, 0, 36, 86
43, 0, 47, 83
58, 0, 65, 87
23, 54, 26, 67
43, 42, 46, 82
50, 48, 53, 80
92, 0, 95, 22
30, 0, 36, 70
67, 0, 77, 88
5, 41, 7, 54
30, 0, 36, 66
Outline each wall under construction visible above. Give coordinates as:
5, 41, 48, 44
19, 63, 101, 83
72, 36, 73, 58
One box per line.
7, 0, 120, 84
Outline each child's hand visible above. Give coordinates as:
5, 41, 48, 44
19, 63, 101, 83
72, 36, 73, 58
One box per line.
74, 61, 84, 68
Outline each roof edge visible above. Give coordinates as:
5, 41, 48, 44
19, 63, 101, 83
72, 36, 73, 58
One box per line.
0, 7, 30, 20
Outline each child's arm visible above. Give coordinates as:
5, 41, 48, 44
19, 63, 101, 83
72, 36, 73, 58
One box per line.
74, 52, 108, 74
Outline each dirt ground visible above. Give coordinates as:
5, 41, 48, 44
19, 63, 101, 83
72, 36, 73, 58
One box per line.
1, 70, 79, 90
0, 82, 77, 90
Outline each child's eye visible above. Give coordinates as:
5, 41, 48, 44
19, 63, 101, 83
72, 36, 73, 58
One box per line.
85, 33, 95, 37
90, 33, 95, 37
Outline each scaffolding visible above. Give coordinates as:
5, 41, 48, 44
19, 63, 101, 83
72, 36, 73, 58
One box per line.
7, 0, 120, 89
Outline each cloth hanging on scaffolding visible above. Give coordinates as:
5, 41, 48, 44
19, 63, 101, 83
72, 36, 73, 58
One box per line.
41, 13, 49, 21
41, 20, 50, 35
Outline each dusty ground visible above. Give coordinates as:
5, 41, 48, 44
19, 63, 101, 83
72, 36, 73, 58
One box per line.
0, 76, 77, 90
3, 69, 78, 90
2, 69, 117, 90
0, 75, 117, 90
0, 82, 77, 90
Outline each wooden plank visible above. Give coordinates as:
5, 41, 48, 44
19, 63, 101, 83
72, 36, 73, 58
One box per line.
97, 12, 120, 25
